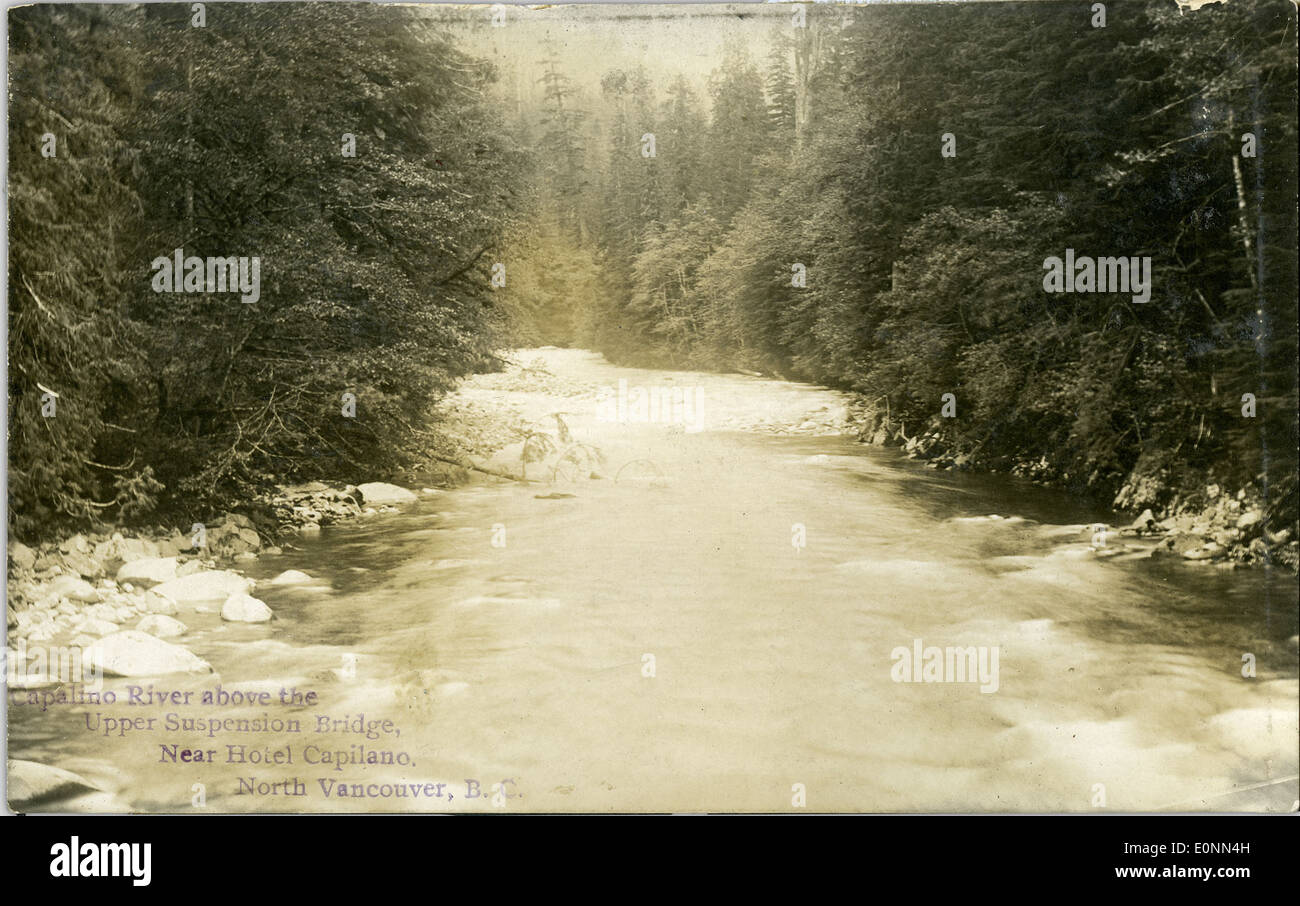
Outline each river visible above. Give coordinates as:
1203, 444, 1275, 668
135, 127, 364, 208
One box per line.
10, 348, 1298, 812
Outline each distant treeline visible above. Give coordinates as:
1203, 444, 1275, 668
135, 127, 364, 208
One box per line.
522, 1, 1297, 526
8, 2, 1299, 541
8, 3, 524, 535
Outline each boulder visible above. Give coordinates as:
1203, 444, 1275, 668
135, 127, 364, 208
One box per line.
156, 532, 191, 557
138, 590, 179, 615
84, 630, 212, 676
75, 618, 122, 637
8, 541, 38, 571
152, 570, 254, 603
269, 569, 313, 586
204, 514, 262, 558
116, 557, 179, 588
47, 575, 100, 603
136, 614, 188, 639
8, 760, 101, 810
356, 482, 418, 506
61, 551, 104, 580
93, 535, 161, 570
220, 592, 273, 623
222, 512, 257, 530
1129, 509, 1157, 531
1236, 510, 1263, 531
59, 534, 92, 555
176, 559, 208, 578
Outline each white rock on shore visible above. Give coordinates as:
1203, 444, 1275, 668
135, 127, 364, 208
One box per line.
75, 618, 122, 637
269, 569, 313, 585
115, 556, 179, 588
46, 575, 101, 603
356, 482, 418, 506
136, 614, 189, 638
84, 630, 212, 677
8, 759, 102, 809
8, 541, 38, 570
152, 570, 255, 603
139, 590, 180, 615
220, 592, 273, 623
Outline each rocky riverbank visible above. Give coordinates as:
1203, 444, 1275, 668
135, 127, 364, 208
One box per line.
4, 481, 438, 676
849, 401, 1298, 571
4, 357, 557, 669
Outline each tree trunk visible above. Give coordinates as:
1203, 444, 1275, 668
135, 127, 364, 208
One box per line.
1227, 109, 1258, 295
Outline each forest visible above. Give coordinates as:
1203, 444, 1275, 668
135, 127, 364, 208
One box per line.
8, 1, 1299, 549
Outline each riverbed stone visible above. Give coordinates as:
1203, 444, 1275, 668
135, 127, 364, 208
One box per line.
1236, 510, 1263, 531
59, 534, 92, 555
84, 630, 211, 677
116, 557, 179, 588
8, 760, 101, 809
136, 614, 188, 639
220, 592, 273, 623
269, 569, 313, 585
152, 570, 254, 603
356, 482, 418, 506
138, 590, 179, 616
47, 575, 100, 603
8, 541, 38, 571
175, 559, 208, 578
93, 535, 161, 571
75, 618, 122, 637
1129, 509, 1157, 531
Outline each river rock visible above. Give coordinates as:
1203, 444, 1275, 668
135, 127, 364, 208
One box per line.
1129, 509, 1157, 531
84, 630, 212, 677
157, 535, 189, 557
75, 618, 122, 637
59, 534, 92, 555
47, 574, 100, 603
152, 570, 254, 603
116, 557, 179, 588
136, 614, 188, 639
1236, 510, 1263, 531
61, 550, 104, 579
221, 592, 273, 623
93, 535, 161, 570
207, 516, 262, 557
176, 559, 208, 578
8, 541, 38, 570
356, 482, 418, 506
269, 569, 313, 586
8, 760, 101, 810
138, 590, 179, 615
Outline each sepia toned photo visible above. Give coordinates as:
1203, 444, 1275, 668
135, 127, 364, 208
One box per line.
4, 0, 1298, 818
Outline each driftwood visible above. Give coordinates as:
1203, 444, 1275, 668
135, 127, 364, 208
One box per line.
428, 453, 541, 484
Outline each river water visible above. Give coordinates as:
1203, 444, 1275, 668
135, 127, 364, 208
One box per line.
11, 349, 1298, 812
